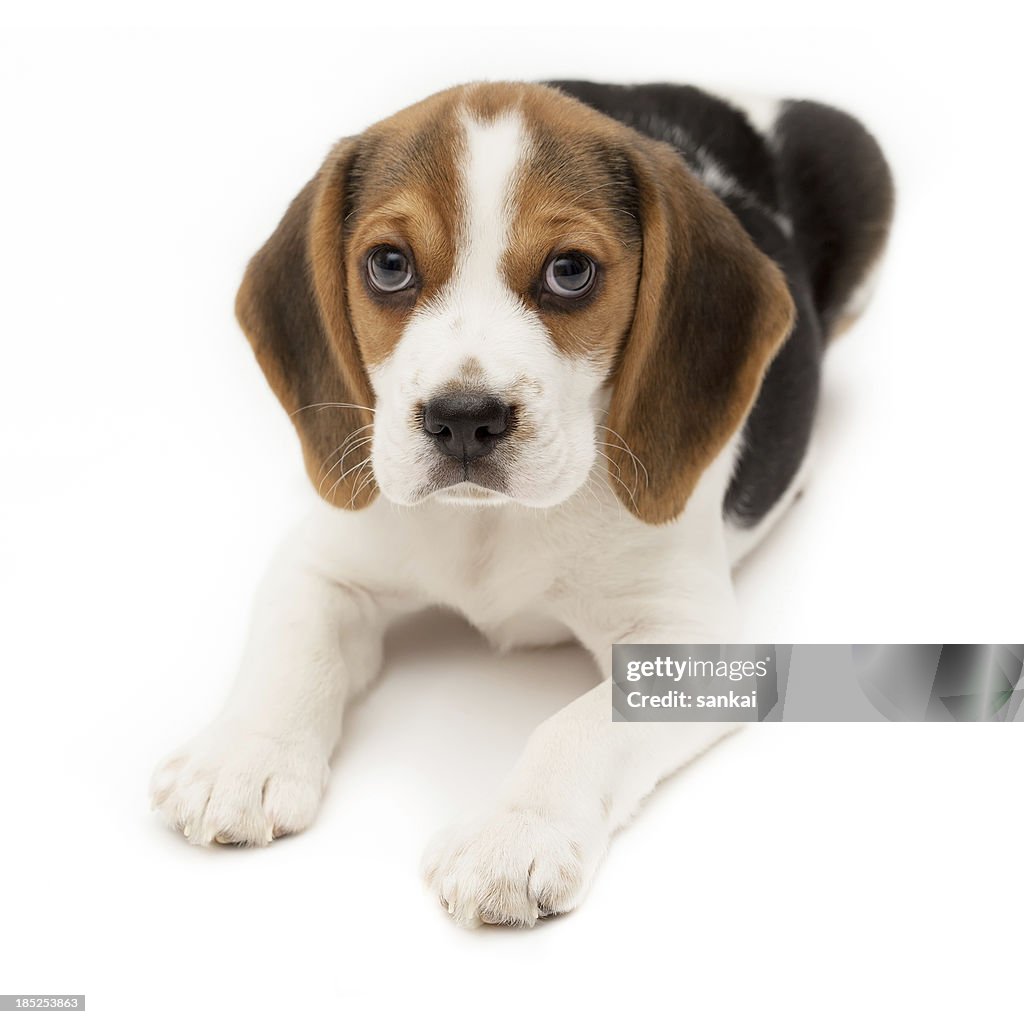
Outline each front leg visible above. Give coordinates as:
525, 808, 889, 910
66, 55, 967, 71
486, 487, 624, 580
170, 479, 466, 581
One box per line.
151, 519, 407, 846
424, 683, 736, 926
424, 542, 739, 926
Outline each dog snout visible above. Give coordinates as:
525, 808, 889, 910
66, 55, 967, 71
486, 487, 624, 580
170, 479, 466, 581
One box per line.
422, 394, 512, 461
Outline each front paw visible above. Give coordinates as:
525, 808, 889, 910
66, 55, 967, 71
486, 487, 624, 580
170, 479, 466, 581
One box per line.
422, 807, 605, 928
150, 724, 330, 847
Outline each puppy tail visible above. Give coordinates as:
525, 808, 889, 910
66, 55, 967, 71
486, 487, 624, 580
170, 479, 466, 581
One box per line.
773, 100, 895, 340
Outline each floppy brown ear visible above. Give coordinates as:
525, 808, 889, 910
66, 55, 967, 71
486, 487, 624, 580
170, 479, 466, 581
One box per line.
606, 138, 795, 524
235, 139, 378, 509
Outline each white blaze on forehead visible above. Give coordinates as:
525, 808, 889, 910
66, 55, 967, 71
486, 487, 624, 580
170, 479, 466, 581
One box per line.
383, 105, 549, 388
455, 108, 528, 299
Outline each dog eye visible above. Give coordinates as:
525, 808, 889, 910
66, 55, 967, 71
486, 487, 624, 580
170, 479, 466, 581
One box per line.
543, 252, 595, 298
367, 246, 414, 293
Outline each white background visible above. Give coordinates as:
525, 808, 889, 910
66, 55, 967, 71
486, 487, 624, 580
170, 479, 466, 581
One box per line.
1, 6, 1021, 1022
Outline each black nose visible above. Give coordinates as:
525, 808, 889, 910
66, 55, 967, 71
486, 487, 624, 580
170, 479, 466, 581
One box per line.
422, 394, 512, 461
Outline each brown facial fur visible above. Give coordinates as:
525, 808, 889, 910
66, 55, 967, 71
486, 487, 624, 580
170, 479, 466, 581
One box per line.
497, 85, 644, 366
236, 92, 468, 509
235, 82, 793, 518
326, 92, 466, 369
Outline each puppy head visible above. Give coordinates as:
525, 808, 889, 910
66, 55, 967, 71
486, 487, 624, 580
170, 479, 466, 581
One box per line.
236, 83, 793, 522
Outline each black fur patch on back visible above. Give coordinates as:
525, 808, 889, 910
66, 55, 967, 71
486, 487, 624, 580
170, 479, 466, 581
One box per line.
547, 80, 893, 528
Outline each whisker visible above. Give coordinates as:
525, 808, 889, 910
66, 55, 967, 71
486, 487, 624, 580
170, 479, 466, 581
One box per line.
325, 454, 373, 504
579, 477, 601, 512
315, 421, 376, 489
317, 426, 373, 481
290, 401, 375, 418
315, 424, 374, 483
595, 439, 648, 491
595, 447, 634, 493
318, 437, 374, 495
595, 449, 641, 515
584, 462, 629, 522
335, 452, 374, 486
595, 449, 638, 504
347, 466, 378, 508
596, 425, 650, 487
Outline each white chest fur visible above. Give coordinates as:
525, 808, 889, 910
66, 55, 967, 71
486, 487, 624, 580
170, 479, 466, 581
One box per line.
300, 445, 741, 662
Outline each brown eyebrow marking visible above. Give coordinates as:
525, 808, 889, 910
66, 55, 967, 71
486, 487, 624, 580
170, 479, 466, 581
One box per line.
478, 87, 643, 360
340, 92, 468, 366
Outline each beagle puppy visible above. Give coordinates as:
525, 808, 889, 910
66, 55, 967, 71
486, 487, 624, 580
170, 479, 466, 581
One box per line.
151, 81, 893, 926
